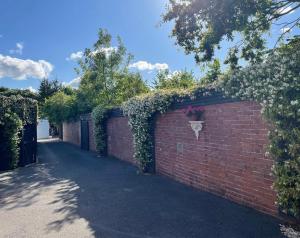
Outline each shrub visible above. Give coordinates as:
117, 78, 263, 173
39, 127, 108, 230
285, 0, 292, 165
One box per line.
42, 91, 78, 126
154, 70, 197, 90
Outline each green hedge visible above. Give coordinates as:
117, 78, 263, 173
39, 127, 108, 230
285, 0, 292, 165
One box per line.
0, 95, 37, 124
0, 95, 37, 170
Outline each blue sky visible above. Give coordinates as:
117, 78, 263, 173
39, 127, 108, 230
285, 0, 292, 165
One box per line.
0, 0, 299, 91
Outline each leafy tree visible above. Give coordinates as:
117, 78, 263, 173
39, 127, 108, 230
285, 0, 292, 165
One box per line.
154, 70, 197, 89
38, 78, 61, 103
43, 91, 77, 126
200, 59, 221, 85
163, 0, 300, 66
76, 29, 149, 114
114, 72, 149, 104
62, 85, 76, 96
38, 78, 65, 119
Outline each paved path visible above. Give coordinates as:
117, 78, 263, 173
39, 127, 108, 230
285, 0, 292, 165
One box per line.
0, 140, 283, 238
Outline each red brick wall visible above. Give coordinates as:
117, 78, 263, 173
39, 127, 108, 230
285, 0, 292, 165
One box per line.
63, 121, 80, 146
155, 101, 277, 216
107, 117, 135, 164
62, 114, 96, 151
62, 101, 277, 216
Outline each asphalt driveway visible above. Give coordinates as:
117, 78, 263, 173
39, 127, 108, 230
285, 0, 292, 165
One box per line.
0, 140, 283, 238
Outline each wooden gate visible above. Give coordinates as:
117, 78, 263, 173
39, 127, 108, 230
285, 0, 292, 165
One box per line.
81, 118, 89, 150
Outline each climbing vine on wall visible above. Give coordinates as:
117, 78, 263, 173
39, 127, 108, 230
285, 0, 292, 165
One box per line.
122, 88, 213, 172
92, 106, 110, 155
222, 46, 300, 218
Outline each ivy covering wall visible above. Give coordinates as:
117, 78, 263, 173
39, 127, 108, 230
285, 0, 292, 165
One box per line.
92, 106, 110, 155
122, 88, 214, 172
221, 46, 300, 219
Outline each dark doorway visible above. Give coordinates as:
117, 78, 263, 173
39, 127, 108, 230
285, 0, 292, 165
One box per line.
19, 123, 37, 167
81, 119, 89, 151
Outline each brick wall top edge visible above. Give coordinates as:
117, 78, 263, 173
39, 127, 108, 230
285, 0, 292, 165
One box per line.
63, 93, 242, 121
107, 93, 241, 118
171, 94, 240, 110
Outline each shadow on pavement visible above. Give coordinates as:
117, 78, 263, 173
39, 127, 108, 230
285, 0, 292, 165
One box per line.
0, 140, 284, 238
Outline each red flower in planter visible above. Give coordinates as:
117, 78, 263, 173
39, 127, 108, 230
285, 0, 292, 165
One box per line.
183, 105, 205, 121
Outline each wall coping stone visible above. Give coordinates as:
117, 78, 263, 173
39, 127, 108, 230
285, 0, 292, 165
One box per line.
108, 92, 240, 118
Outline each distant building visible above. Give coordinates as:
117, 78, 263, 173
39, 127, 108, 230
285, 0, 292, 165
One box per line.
37, 119, 50, 139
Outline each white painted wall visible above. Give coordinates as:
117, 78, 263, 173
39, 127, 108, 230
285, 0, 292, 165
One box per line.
37, 119, 50, 139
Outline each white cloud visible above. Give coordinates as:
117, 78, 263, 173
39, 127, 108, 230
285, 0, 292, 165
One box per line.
0, 54, 53, 80
66, 47, 118, 61
167, 70, 181, 79
277, 6, 295, 15
26, 86, 37, 93
63, 76, 81, 88
129, 61, 169, 71
9, 42, 24, 55
66, 51, 84, 61
281, 27, 292, 33
92, 47, 117, 57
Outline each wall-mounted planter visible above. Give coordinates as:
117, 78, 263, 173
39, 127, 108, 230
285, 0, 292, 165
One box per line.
189, 121, 204, 140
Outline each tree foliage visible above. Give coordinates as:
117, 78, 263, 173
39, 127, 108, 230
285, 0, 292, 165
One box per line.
163, 0, 300, 66
154, 70, 197, 89
38, 78, 63, 119
201, 59, 221, 85
40, 29, 149, 126
76, 29, 149, 114
38, 78, 61, 103
43, 91, 77, 126
114, 72, 149, 104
